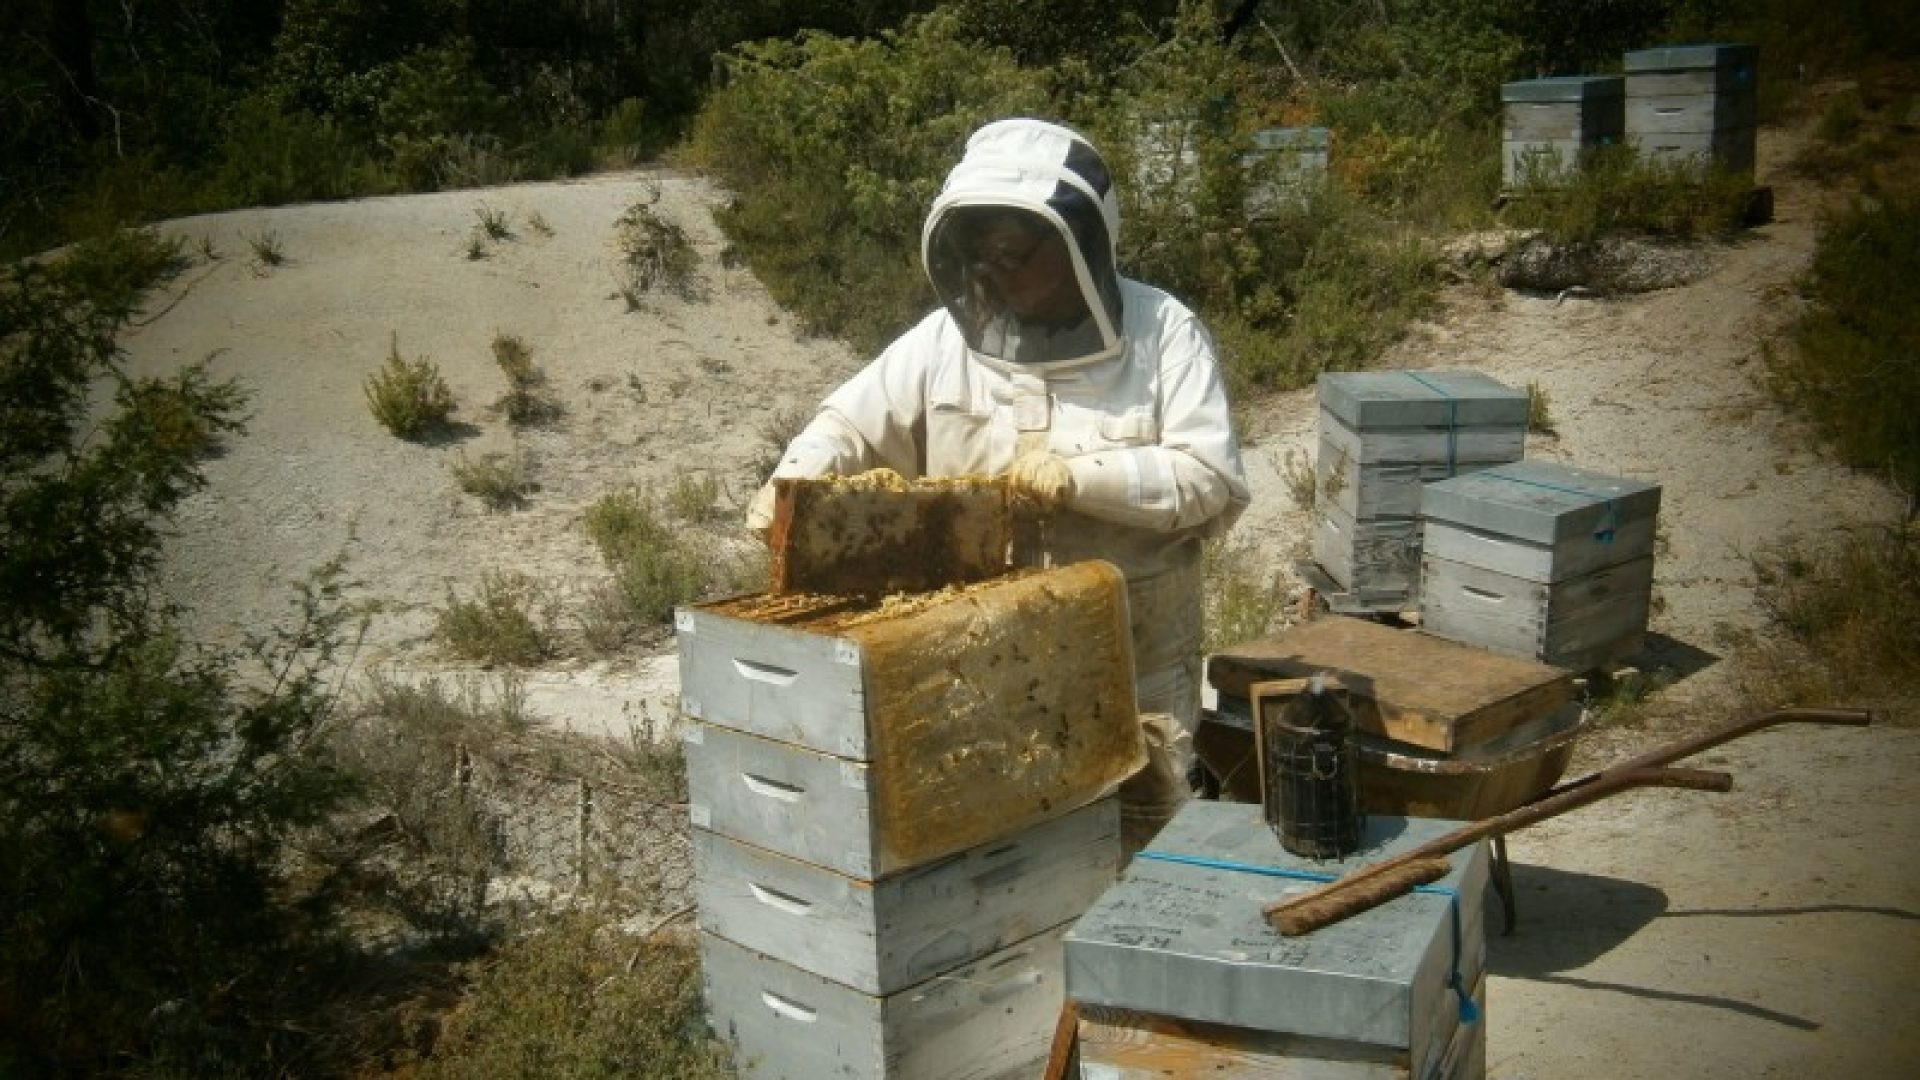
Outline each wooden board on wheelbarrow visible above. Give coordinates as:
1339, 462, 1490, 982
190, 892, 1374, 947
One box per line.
1208, 615, 1574, 753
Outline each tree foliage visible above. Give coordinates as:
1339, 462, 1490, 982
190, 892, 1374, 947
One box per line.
0, 231, 358, 1073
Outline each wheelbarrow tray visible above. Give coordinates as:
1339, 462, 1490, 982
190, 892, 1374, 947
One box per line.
1356, 702, 1586, 819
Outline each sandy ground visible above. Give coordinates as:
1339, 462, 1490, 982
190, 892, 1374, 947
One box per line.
118, 119, 1918, 1077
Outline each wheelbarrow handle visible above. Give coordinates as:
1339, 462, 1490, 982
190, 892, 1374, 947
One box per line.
1548, 706, 1874, 799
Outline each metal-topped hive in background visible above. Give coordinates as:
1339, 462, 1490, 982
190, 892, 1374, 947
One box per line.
1625, 43, 1759, 176
1310, 370, 1528, 614
1500, 75, 1626, 188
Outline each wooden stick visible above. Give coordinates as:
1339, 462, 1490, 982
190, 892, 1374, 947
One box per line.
1270, 857, 1452, 937
1040, 999, 1080, 1080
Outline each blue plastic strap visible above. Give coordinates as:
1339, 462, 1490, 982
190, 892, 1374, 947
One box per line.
1482, 470, 1622, 544
1134, 849, 1479, 1026
1404, 371, 1459, 477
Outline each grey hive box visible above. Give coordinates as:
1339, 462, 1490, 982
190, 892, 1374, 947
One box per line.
1312, 372, 1527, 609
702, 922, 1069, 1080
1625, 43, 1758, 175
1501, 76, 1625, 187
1419, 460, 1661, 670
1065, 803, 1488, 1078
691, 795, 1118, 996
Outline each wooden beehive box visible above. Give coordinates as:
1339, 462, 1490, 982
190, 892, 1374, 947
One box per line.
1419, 460, 1661, 670
1501, 75, 1625, 187
678, 561, 1144, 879
1312, 371, 1527, 609
701, 921, 1069, 1080
1207, 615, 1575, 754
768, 472, 1011, 595
1065, 804, 1489, 1079
1625, 43, 1758, 175
691, 796, 1118, 996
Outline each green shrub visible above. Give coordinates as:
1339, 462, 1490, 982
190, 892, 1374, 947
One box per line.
1768, 197, 1920, 496
419, 914, 731, 1078
583, 488, 710, 626
1, 231, 356, 1072
366, 332, 457, 438
666, 470, 722, 523
1749, 528, 1920, 724
613, 189, 700, 307
688, 10, 1049, 353
491, 334, 560, 427
1527, 380, 1557, 436
1505, 145, 1756, 245
452, 449, 535, 510
1203, 536, 1289, 652
436, 571, 556, 666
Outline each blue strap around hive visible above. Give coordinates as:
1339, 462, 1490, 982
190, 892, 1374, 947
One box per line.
1132, 849, 1481, 1030
1481, 469, 1622, 544
1402, 371, 1460, 477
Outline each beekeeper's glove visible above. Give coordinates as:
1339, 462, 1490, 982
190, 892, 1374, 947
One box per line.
1007, 451, 1074, 510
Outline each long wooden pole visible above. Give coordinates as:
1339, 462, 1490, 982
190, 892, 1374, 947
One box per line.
1263, 765, 1731, 935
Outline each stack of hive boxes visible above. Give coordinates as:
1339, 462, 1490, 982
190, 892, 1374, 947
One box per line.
1499, 75, 1626, 187
677, 562, 1143, 1079
1313, 371, 1528, 611
1065, 802, 1490, 1078
1419, 460, 1662, 672
1625, 44, 1758, 177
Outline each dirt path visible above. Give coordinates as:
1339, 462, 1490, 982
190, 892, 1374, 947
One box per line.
118, 118, 1918, 1077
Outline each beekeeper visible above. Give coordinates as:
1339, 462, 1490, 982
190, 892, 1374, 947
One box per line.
747, 117, 1251, 847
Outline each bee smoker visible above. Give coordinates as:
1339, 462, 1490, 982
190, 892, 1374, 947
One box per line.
1255, 674, 1365, 859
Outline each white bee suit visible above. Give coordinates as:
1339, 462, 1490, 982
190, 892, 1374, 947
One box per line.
747, 118, 1251, 847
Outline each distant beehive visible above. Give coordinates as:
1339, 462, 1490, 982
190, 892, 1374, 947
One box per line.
1500, 76, 1625, 188
1313, 371, 1528, 610
1245, 126, 1331, 214
1624, 43, 1758, 176
1418, 460, 1662, 671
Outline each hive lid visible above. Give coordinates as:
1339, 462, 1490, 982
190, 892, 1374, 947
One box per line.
1317, 370, 1528, 430
1420, 459, 1662, 545
1065, 802, 1485, 1046
1501, 75, 1625, 103
1249, 126, 1331, 151
1624, 43, 1758, 75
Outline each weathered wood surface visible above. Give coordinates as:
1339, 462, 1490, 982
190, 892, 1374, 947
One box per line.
1419, 554, 1653, 671
689, 797, 1118, 995
700, 924, 1066, 1080
685, 562, 1144, 875
1207, 616, 1574, 753
767, 471, 1010, 595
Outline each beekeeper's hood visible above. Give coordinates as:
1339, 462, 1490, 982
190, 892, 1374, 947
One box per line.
923, 118, 1123, 371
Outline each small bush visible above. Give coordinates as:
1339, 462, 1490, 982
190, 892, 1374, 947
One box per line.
366, 333, 458, 439
1281, 449, 1317, 511
583, 488, 709, 626
1527, 381, 1557, 436
491, 334, 560, 427
246, 227, 288, 267
418, 914, 731, 1078
1768, 196, 1920, 496
436, 571, 556, 667
1505, 146, 1756, 245
1203, 537, 1290, 652
666, 470, 722, 523
475, 204, 514, 241
453, 449, 535, 510
752, 405, 814, 484
613, 189, 699, 306
1750, 528, 1920, 723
